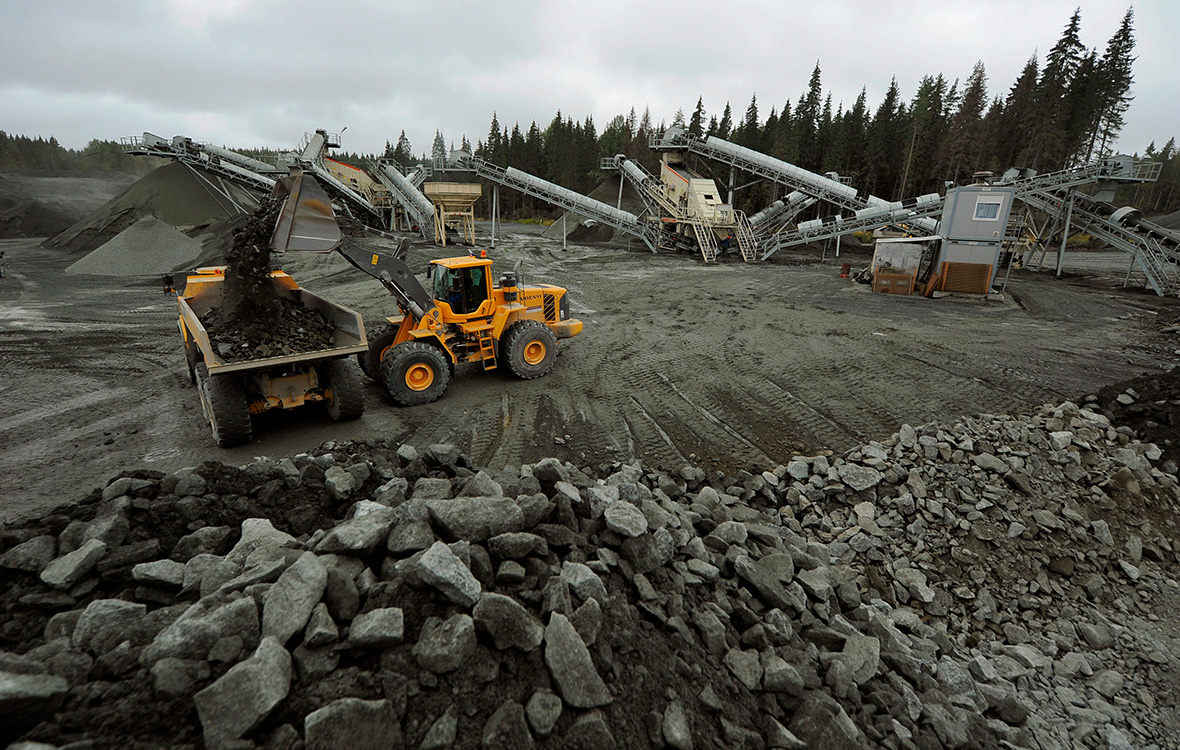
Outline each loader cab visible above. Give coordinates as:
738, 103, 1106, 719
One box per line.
429, 257, 493, 317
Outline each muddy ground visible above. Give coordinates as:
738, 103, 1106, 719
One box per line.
2, 222, 1178, 525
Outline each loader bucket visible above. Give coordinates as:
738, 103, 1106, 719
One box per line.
270, 173, 342, 253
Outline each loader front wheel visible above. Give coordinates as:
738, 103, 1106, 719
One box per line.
359, 325, 399, 380
503, 321, 558, 379
381, 341, 450, 406
197, 365, 252, 447
322, 358, 365, 421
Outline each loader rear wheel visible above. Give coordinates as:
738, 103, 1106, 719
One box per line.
503, 321, 558, 379
381, 341, 450, 406
322, 358, 365, 421
359, 325, 399, 380
197, 365, 252, 447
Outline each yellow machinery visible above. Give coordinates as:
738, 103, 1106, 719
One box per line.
422, 182, 481, 246
271, 173, 583, 406
174, 267, 368, 447
353, 251, 582, 405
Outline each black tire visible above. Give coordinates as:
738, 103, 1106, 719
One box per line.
197, 365, 252, 447
381, 341, 451, 406
322, 358, 365, 421
503, 320, 558, 379
359, 324, 399, 380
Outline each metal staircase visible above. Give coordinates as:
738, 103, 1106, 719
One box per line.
733, 212, 759, 262
1020, 190, 1180, 295
689, 222, 719, 263
466, 157, 658, 252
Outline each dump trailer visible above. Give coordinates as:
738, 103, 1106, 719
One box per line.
175, 267, 369, 446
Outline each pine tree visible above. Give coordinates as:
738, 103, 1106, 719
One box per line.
1092, 8, 1136, 159
941, 61, 989, 185
688, 97, 705, 136
431, 130, 447, 164
716, 102, 733, 139
1026, 8, 1085, 169
672, 108, 686, 127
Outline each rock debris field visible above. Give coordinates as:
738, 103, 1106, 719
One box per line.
1, 394, 1178, 749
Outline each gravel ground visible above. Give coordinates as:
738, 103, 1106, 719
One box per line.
1, 225, 1178, 525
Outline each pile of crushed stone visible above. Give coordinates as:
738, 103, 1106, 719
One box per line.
0, 396, 1177, 749
46, 162, 260, 256
0, 171, 139, 240
64, 216, 204, 276
1094, 367, 1180, 473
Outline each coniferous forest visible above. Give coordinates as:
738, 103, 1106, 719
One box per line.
3, 8, 1177, 219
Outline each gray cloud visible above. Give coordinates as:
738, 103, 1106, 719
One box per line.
3, 0, 1175, 161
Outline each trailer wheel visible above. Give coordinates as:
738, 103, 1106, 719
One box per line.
381, 341, 450, 406
359, 325, 399, 380
503, 321, 558, 379
197, 365, 252, 447
322, 358, 365, 421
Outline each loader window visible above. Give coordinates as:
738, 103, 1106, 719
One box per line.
433, 266, 488, 315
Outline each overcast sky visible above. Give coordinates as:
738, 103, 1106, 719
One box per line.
4, 1, 1177, 164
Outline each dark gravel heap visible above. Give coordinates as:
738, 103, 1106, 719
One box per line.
1093, 366, 1180, 473
199, 198, 335, 363
0, 400, 1177, 749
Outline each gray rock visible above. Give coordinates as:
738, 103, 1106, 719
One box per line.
303, 698, 402, 750
473, 592, 544, 651
417, 541, 481, 607
412, 614, 476, 673
324, 465, 358, 500
761, 652, 804, 695
262, 551, 328, 645
788, 692, 862, 749
386, 519, 435, 555
461, 470, 503, 497
314, 508, 394, 555
837, 463, 882, 492
149, 657, 210, 699
620, 533, 662, 575
1089, 669, 1124, 699
132, 559, 186, 588
765, 718, 808, 749
143, 594, 259, 666
973, 453, 1008, 473
348, 608, 404, 648
194, 637, 291, 747
734, 554, 802, 613
305, 603, 338, 647
796, 567, 833, 601
373, 476, 409, 506
1078, 621, 1115, 650
482, 699, 534, 750
921, 704, 968, 749
0, 670, 70, 737
1102, 726, 1134, 750
893, 567, 935, 603
419, 705, 458, 750
525, 689, 563, 738
603, 502, 647, 537
569, 597, 602, 646
543, 613, 611, 708
1091, 519, 1114, 547
225, 519, 297, 566
39, 539, 106, 590
531, 457, 568, 484
293, 643, 339, 681
561, 710, 616, 749
662, 699, 694, 750
487, 532, 546, 559
723, 648, 763, 691
72, 599, 147, 655
560, 561, 608, 603
425, 497, 523, 542
0, 535, 55, 572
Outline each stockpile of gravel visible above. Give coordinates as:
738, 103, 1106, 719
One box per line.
0, 398, 1177, 749
64, 216, 204, 276
47, 162, 259, 256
